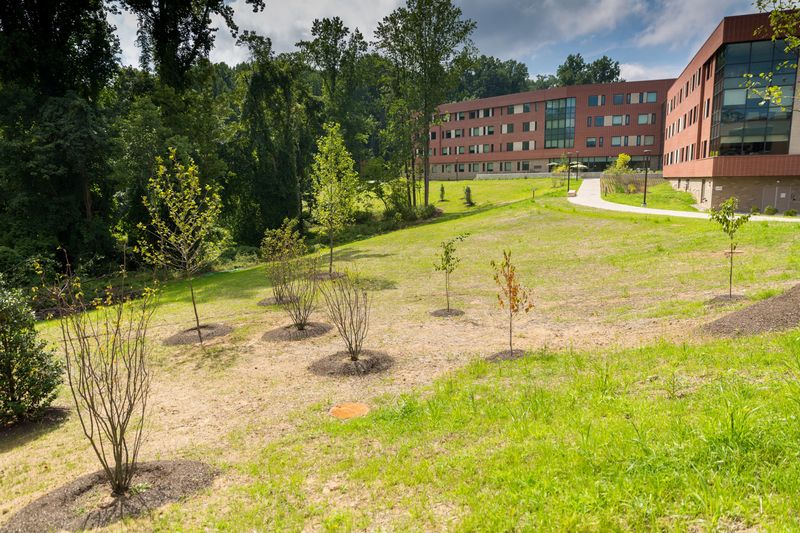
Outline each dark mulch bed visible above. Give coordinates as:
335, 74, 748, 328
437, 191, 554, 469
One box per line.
705, 284, 800, 337
705, 294, 748, 308
310, 271, 345, 282
430, 308, 465, 318
308, 350, 394, 377
257, 295, 298, 307
262, 322, 333, 342
163, 323, 233, 346
486, 349, 527, 362
0, 460, 216, 533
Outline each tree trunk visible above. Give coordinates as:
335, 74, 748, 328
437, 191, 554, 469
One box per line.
423, 128, 430, 206
445, 272, 450, 312
729, 241, 734, 299
509, 307, 513, 354
189, 278, 203, 344
329, 232, 334, 275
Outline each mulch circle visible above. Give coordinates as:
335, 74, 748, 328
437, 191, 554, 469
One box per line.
261, 322, 333, 342
257, 296, 290, 307
704, 294, 748, 307
310, 271, 345, 282
486, 349, 527, 362
163, 323, 233, 346
329, 402, 370, 420
705, 284, 800, 337
430, 308, 465, 318
0, 460, 216, 533
308, 350, 394, 377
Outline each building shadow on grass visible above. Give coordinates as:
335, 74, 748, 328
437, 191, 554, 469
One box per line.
0, 407, 70, 453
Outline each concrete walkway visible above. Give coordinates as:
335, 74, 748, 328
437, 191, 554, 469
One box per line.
568, 177, 800, 223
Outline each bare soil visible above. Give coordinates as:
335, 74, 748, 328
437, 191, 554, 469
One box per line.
262, 322, 333, 342
163, 323, 233, 345
308, 350, 394, 377
430, 308, 465, 317
0, 461, 216, 533
705, 284, 800, 337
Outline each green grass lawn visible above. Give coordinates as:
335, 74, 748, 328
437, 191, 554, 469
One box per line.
433, 177, 581, 214
604, 182, 698, 212
158, 333, 800, 531
8, 178, 800, 532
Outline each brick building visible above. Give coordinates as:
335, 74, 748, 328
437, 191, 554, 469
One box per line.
428, 12, 800, 212
428, 79, 674, 179
662, 12, 800, 211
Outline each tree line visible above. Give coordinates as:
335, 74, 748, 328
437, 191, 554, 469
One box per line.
0, 0, 622, 286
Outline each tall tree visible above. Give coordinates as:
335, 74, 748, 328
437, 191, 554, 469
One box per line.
555, 53, 622, 86
121, 0, 266, 90
452, 55, 530, 100
297, 17, 370, 163
375, 0, 476, 206
0, 0, 120, 267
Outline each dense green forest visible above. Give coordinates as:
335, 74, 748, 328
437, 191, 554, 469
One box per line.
0, 0, 622, 287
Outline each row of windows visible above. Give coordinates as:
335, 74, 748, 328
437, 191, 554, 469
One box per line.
431, 161, 545, 173
442, 102, 538, 122
588, 92, 658, 107
664, 142, 700, 166
433, 121, 541, 140
585, 135, 655, 148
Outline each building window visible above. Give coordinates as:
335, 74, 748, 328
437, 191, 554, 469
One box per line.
646, 92, 657, 103
544, 97, 576, 149
523, 103, 531, 113
586, 137, 597, 147
710, 39, 796, 156
595, 116, 603, 127
483, 143, 492, 153
486, 162, 494, 172
522, 140, 530, 150
611, 136, 622, 146
613, 93, 624, 105
469, 110, 477, 119
588, 95, 606, 107
644, 135, 655, 146
506, 142, 513, 151
599, 137, 604, 147
486, 126, 495, 135
457, 146, 465, 154
612, 115, 623, 126
523, 122, 530, 132
430, 131, 437, 140
507, 105, 515, 115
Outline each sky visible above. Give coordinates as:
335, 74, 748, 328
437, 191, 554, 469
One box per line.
109, 0, 757, 81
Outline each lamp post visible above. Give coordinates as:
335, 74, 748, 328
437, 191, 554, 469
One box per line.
566, 151, 573, 192
574, 150, 580, 185
642, 149, 652, 207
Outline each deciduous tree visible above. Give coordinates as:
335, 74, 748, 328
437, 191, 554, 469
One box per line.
491, 250, 534, 355
710, 197, 751, 299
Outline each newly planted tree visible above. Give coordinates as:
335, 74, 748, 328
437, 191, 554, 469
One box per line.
44, 260, 157, 496
433, 233, 469, 313
261, 218, 308, 305
311, 122, 360, 276
137, 148, 223, 343
0, 276, 62, 426
278, 256, 320, 331
709, 197, 751, 299
491, 250, 534, 355
320, 273, 370, 361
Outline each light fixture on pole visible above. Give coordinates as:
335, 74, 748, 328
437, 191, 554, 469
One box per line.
642, 149, 652, 207
566, 151, 573, 192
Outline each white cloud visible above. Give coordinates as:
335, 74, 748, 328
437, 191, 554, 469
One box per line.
110, 0, 402, 67
636, 0, 752, 56
620, 62, 680, 80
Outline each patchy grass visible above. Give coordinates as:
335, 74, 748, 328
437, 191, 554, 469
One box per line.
604, 182, 698, 212
6, 178, 800, 531
157, 332, 800, 530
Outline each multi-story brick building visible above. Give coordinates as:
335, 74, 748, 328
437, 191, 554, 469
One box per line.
429, 12, 800, 212
428, 79, 674, 179
662, 12, 800, 211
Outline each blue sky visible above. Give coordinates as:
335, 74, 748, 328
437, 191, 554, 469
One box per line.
110, 0, 757, 80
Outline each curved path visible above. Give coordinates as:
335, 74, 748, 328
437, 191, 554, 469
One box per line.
569, 177, 800, 223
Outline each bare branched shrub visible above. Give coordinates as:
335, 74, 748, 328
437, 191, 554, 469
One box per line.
262, 218, 307, 305
320, 273, 370, 360
278, 256, 319, 331
44, 261, 156, 496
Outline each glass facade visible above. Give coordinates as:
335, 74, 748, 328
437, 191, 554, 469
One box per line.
710, 39, 797, 156
544, 97, 576, 149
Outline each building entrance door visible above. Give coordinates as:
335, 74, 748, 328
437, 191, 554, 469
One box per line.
762, 186, 793, 211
